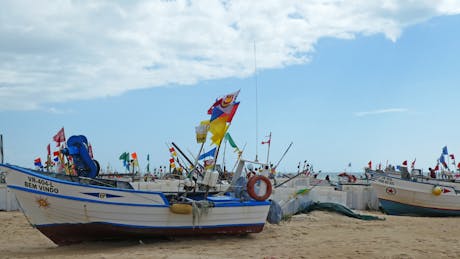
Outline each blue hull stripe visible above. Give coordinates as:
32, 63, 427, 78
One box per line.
9, 184, 270, 208
379, 198, 460, 216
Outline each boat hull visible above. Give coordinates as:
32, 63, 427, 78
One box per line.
2, 164, 270, 245
371, 175, 460, 216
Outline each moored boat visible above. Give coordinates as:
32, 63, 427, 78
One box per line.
2, 162, 271, 245
371, 174, 460, 216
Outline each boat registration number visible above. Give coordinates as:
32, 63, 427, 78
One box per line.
24, 176, 59, 194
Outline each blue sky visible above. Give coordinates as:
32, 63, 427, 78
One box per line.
1, 1, 460, 173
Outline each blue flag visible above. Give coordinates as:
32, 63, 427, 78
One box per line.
440, 154, 446, 163
199, 147, 216, 160
442, 146, 448, 155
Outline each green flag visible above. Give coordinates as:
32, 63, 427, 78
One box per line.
225, 133, 239, 151
119, 152, 129, 162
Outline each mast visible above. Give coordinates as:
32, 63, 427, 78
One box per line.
254, 40, 259, 162
266, 132, 271, 165
0, 134, 3, 164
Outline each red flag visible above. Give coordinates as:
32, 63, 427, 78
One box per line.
47, 144, 51, 156
225, 102, 239, 123
169, 158, 175, 164
368, 161, 372, 169
402, 160, 408, 166
434, 164, 439, 171
411, 159, 416, 168
458, 162, 460, 169
450, 154, 455, 160
53, 151, 60, 157
262, 133, 271, 145
53, 127, 66, 147
131, 152, 137, 160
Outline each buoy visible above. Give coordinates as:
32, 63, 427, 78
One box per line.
432, 186, 442, 196
247, 175, 272, 201
170, 203, 193, 214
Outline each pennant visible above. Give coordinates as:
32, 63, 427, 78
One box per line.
402, 160, 408, 166
34, 157, 43, 167
47, 144, 51, 156
442, 146, 448, 155
450, 154, 455, 160
348, 162, 352, 167
434, 163, 440, 171
440, 155, 448, 168
119, 152, 129, 162
209, 116, 228, 145
411, 159, 416, 169
199, 147, 217, 160
169, 147, 177, 157
457, 162, 460, 169
262, 138, 271, 145
195, 123, 209, 143
204, 158, 215, 169
53, 127, 66, 147
208, 90, 240, 122
378, 163, 382, 170
225, 133, 239, 151
169, 158, 176, 168
131, 152, 138, 160
368, 160, 372, 169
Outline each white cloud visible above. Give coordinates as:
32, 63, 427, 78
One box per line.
1, 0, 459, 111
355, 108, 409, 117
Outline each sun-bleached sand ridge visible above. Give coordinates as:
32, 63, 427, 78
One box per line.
1, 210, 460, 258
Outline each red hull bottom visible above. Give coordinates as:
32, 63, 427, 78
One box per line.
37, 223, 265, 245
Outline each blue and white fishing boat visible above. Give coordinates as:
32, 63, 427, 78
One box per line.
1, 134, 272, 245
371, 174, 460, 216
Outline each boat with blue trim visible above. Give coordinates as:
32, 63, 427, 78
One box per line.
2, 161, 271, 245
371, 174, 460, 216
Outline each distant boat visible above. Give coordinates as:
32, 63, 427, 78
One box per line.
371, 174, 460, 216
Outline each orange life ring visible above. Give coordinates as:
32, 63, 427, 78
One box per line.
247, 175, 272, 201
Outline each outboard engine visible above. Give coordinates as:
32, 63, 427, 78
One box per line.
61, 135, 100, 178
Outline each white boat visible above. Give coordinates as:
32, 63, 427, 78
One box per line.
2, 163, 271, 245
371, 174, 460, 216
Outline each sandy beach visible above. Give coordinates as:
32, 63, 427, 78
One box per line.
1, 210, 460, 259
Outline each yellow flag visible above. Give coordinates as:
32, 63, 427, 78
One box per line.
209, 117, 227, 145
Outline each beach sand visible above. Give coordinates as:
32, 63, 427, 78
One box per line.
1, 210, 460, 259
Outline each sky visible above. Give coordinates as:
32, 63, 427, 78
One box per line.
1, 0, 460, 174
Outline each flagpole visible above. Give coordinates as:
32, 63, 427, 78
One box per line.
0, 134, 3, 164
266, 132, 272, 165
254, 40, 259, 162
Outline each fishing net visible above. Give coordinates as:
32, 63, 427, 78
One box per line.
192, 200, 214, 227
298, 202, 385, 221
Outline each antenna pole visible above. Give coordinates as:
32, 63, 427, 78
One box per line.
254, 40, 259, 162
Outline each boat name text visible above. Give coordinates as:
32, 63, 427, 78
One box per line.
25, 176, 59, 194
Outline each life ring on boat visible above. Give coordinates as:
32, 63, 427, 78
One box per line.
247, 175, 272, 201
